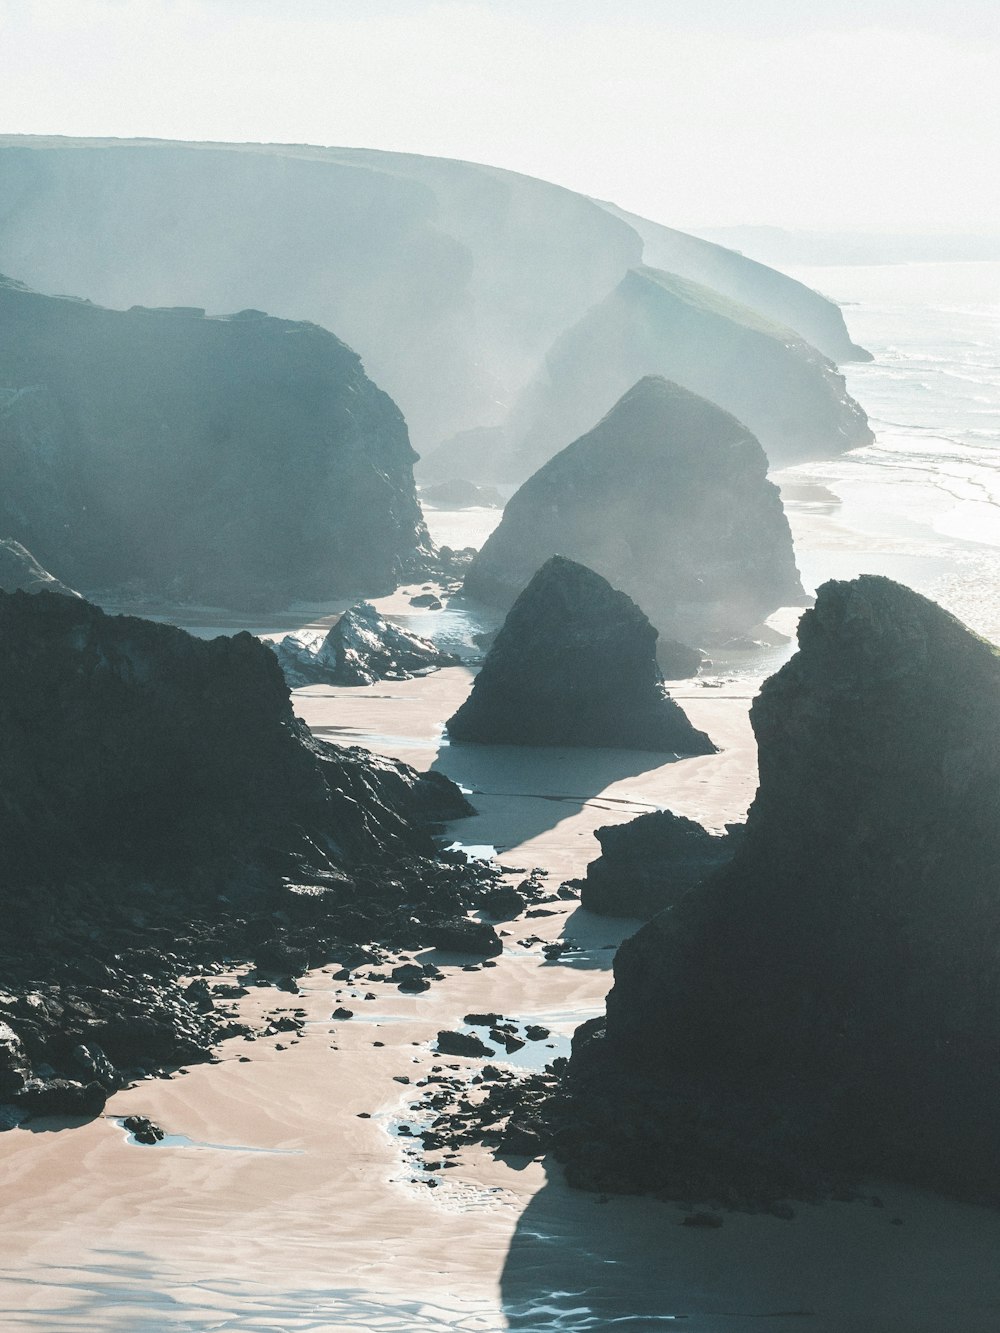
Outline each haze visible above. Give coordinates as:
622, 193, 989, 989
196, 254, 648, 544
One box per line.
1, 0, 998, 233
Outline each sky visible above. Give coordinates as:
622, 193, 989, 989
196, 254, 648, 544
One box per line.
1, 0, 998, 233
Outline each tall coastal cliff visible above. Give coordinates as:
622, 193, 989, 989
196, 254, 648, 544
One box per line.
564, 577, 1000, 1205
0, 137, 869, 462
0, 276, 428, 607
463, 377, 805, 644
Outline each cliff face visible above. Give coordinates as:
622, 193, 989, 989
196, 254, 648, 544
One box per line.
0, 275, 428, 608
0, 137, 868, 460
569, 577, 1000, 1204
463, 378, 805, 645
597, 204, 872, 364
447, 556, 714, 752
0, 538, 78, 596
503, 267, 874, 481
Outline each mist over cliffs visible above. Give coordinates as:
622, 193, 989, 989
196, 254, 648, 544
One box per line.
0, 275, 428, 607
0, 137, 869, 473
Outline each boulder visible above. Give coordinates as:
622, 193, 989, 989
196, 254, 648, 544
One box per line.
462, 378, 805, 645
271, 602, 458, 687
580, 811, 741, 918
0, 275, 429, 608
0, 538, 78, 597
448, 556, 715, 753
567, 576, 1000, 1205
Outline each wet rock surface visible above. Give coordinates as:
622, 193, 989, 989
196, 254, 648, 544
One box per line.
561, 576, 1000, 1208
0, 590, 500, 1128
271, 602, 458, 687
580, 811, 741, 918
0, 274, 430, 609
448, 555, 715, 753
463, 377, 805, 645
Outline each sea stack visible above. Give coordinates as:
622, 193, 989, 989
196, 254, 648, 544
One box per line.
566, 576, 1000, 1205
0, 275, 429, 608
446, 556, 715, 753
463, 377, 805, 644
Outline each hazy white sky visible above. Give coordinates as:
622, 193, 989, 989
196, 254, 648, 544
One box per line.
1, 0, 998, 232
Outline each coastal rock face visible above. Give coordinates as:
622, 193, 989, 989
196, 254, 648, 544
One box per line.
580, 811, 740, 918
0, 137, 868, 460
447, 556, 715, 753
0, 275, 428, 608
504, 267, 874, 481
0, 590, 496, 1119
272, 602, 458, 687
568, 577, 1000, 1204
463, 377, 805, 644
0, 538, 78, 597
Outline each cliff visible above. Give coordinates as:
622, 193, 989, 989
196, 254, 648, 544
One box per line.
503, 267, 874, 481
447, 556, 714, 753
565, 577, 1000, 1206
0, 137, 869, 461
462, 378, 805, 645
0, 275, 428, 608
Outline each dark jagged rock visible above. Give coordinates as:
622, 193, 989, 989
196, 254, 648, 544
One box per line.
449, 556, 714, 753
0, 538, 79, 597
420, 480, 505, 509
436, 1030, 496, 1058
0, 275, 429, 608
271, 602, 458, 687
463, 379, 805, 645
503, 267, 874, 480
580, 811, 741, 918
564, 576, 1000, 1207
0, 590, 501, 1125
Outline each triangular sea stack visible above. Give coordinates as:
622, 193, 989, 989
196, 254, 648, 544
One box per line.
462, 377, 805, 644
447, 556, 715, 753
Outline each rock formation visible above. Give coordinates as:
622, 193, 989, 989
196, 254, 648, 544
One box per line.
579, 811, 740, 918
420, 479, 505, 509
463, 377, 805, 645
0, 274, 429, 608
564, 576, 1000, 1206
0, 590, 496, 1123
0, 136, 868, 461
271, 602, 458, 687
503, 267, 874, 480
446, 556, 715, 753
0, 537, 78, 596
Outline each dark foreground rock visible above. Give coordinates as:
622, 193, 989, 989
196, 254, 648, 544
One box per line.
463, 377, 805, 645
0, 590, 500, 1125
0, 274, 429, 608
447, 556, 715, 753
0, 537, 79, 597
271, 602, 458, 687
562, 577, 1000, 1208
580, 811, 741, 918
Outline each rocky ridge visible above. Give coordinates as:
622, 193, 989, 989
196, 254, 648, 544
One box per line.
271, 602, 459, 687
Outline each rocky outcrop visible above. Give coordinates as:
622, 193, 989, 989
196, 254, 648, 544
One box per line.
564, 577, 1000, 1206
447, 556, 714, 753
579, 811, 740, 918
420, 480, 505, 509
272, 602, 459, 687
0, 137, 868, 462
463, 378, 805, 645
503, 267, 874, 481
0, 537, 78, 596
0, 590, 498, 1122
0, 275, 429, 608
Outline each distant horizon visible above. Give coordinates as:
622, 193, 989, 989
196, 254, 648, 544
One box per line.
1, 1, 997, 234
